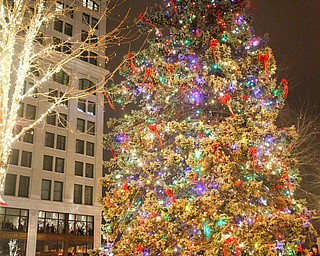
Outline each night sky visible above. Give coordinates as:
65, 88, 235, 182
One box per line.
107, 0, 320, 109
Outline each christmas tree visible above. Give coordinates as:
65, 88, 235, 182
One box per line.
99, 0, 315, 255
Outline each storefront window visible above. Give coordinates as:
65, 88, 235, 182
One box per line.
0, 207, 28, 232
68, 214, 93, 236
38, 211, 65, 234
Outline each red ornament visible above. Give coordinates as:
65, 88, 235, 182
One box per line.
122, 183, 129, 191
219, 94, 234, 118
243, 95, 249, 102
165, 188, 177, 203
281, 79, 289, 99
148, 124, 163, 146
210, 39, 219, 63
127, 52, 137, 75
170, 0, 178, 14
258, 53, 270, 80
224, 237, 240, 256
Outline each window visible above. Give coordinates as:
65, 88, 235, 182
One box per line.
53, 182, 63, 202
58, 113, 68, 128
86, 142, 94, 156
82, 13, 90, 24
60, 92, 69, 106
0, 207, 29, 232
64, 23, 73, 36
76, 140, 85, 154
38, 211, 66, 234
54, 19, 63, 32
17, 102, 24, 117
81, 30, 88, 42
77, 118, 85, 132
68, 214, 93, 236
88, 101, 95, 115
18, 176, 30, 197
54, 19, 73, 36
45, 132, 55, 148
43, 155, 53, 171
54, 37, 72, 54
41, 180, 51, 200
56, 135, 66, 150
84, 186, 93, 205
9, 149, 19, 165
91, 17, 98, 28
78, 99, 86, 112
4, 173, 16, 196
82, 0, 99, 11
79, 79, 95, 92
23, 128, 34, 143
74, 184, 82, 204
47, 112, 56, 125
87, 121, 95, 135
26, 104, 36, 119
80, 51, 98, 66
55, 158, 65, 173
85, 163, 94, 178
75, 162, 83, 176
48, 88, 58, 103
53, 70, 69, 85
21, 151, 32, 167
23, 81, 37, 98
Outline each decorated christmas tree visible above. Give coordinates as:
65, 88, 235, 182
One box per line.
98, 0, 315, 255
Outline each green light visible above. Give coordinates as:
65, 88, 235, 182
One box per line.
147, 119, 154, 123
204, 129, 211, 136
184, 38, 191, 46
116, 98, 122, 104
196, 109, 201, 114
216, 218, 227, 227
285, 190, 290, 196
221, 35, 229, 43
159, 76, 166, 83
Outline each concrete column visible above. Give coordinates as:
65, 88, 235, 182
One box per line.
94, 213, 102, 249
26, 209, 38, 255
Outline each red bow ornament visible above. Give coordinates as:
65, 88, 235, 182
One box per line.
210, 39, 219, 63
141, 68, 153, 85
165, 188, 177, 203
281, 79, 288, 99
250, 146, 259, 173
127, 52, 137, 75
258, 53, 270, 80
148, 124, 163, 146
279, 165, 293, 192
102, 92, 115, 110
224, 237, 240, 256
170, 0, 178, 14
219, 93, 235, 118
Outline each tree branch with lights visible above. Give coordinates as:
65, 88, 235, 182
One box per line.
0, 0, 136, 205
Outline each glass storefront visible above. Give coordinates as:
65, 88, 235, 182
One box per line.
36, 211, 94, 255
0, 207, 28, 232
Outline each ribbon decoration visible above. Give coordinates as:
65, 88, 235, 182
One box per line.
136, 245, 144, 253
127, 52, 137, 75
138, 12, 153, 26
281, 79, 289, 99
258, 53, 270, 79
224, 237, 240, 256
250, 146, 259, 173
165, 188, 177, 203
102, 92, 115, 110
219, 93, 235, 118
148, 124, 163, 146
141, 68, 153, 85
122, 182, 129, 191
110, 149, 117, 158
280, 165, 293, 192
170, 0, 178, 14
217, 11, 226, 27
210, 39, 219, 63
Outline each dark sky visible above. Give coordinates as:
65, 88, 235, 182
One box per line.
107, 0, 320, 109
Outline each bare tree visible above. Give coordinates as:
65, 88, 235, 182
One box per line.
0, 0, 133, 204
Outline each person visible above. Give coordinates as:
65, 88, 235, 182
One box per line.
310, 244, 320, 256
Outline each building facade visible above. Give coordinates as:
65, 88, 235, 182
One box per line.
0, 1, 108, 255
